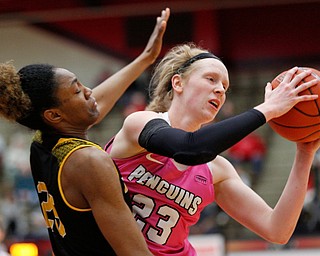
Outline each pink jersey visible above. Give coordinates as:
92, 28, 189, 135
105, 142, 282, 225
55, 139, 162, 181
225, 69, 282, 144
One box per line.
106, 142, 215, 256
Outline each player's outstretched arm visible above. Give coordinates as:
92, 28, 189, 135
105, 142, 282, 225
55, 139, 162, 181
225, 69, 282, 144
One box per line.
93, 8, 170, 125
214, 139, 320, 244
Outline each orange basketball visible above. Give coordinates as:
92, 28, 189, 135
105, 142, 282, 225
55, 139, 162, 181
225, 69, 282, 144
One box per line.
268, 67, 320, 142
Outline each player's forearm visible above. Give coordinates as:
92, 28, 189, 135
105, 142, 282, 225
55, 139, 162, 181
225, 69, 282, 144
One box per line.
268, 151, 313, 243
139, 109, 266, 165
101, 208, 152, 256
93, 56, 152, 124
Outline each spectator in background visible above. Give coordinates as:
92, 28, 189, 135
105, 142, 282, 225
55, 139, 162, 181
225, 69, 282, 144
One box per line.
4, 133, 37, 205
0, 135, 5, 184
296, 149, 320, 234
227, 132, 266, 186
0, 217, 11, 256
0, 186, 25, 239
4, 133, 30, 185
122, 91, 147, 117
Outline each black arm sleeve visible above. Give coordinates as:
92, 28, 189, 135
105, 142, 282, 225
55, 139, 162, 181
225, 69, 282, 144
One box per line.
138, 109, 266, 165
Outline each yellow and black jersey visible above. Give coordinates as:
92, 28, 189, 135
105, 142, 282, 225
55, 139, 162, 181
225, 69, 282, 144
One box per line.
30, 131, 128, 256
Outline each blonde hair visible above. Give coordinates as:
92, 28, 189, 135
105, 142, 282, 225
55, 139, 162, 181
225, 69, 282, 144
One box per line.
147, 43, 210, 112
0, 61, 32, 122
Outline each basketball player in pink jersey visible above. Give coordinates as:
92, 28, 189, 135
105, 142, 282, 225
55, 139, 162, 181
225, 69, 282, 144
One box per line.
106, 43, 320, 255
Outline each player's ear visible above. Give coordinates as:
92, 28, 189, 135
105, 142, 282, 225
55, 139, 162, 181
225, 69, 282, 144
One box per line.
171, 74, 183, 93
43, 109, 62, 124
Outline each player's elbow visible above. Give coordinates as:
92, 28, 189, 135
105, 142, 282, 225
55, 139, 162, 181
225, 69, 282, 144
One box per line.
264, 231, 292, 245
269, 237, 290, 245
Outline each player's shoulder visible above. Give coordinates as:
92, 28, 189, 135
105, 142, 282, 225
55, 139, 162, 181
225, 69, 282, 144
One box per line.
122, 110, 166, 134
69, 145, 112, 167
125, 110, 163, 123
66, 147, 118, 183
211, 155, 239, 184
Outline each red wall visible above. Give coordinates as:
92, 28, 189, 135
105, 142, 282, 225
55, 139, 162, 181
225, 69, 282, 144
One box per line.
26, 2, 319, 66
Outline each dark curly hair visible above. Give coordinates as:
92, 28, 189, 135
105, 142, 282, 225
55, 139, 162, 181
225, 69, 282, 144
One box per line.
0, 61, 60, 130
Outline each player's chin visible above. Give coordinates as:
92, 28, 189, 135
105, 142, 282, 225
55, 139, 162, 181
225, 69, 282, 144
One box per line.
208, 107, 218, 118
89, 109, 100, 121
202, 111, 216, 124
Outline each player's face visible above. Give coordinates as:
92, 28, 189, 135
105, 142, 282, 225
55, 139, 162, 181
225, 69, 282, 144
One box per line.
181, 58, 229, 124
54, 68, 99, 129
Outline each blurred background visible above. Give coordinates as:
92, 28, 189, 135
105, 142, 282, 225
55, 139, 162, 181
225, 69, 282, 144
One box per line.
0, 0, 319, 255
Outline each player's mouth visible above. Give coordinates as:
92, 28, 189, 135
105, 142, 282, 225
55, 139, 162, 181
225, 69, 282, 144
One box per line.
90, 97, 98, 110
209, 99, 220, 110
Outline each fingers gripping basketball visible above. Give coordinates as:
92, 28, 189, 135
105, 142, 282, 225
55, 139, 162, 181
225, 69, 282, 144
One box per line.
269, 68, 320, 142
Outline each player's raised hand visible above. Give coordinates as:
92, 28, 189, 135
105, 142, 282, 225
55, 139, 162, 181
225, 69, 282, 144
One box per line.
142, 8, 170, 63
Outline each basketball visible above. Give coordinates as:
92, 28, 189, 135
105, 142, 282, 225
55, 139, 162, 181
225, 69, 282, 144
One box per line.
268, 67, 320, 142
